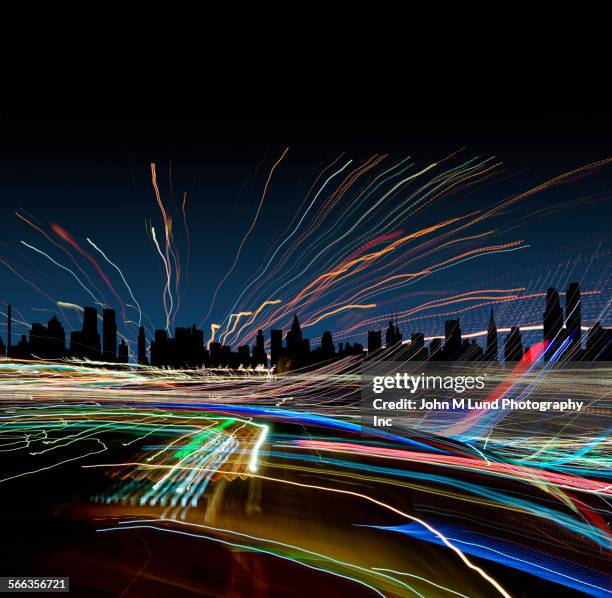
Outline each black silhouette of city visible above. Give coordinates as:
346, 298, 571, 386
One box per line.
1, 283, 611, 370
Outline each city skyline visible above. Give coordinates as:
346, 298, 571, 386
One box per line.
1, 119, 612, 358
3, 280, 610, 369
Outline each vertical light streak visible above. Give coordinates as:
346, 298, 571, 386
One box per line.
150, 164, 175, 331
86, 238, 143, 327
248, 424, 268, 472
207, 323, 220, 349
151, 226, 173, 332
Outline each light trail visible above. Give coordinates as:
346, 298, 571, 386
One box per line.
202, 147, 289, 326
86, 238, 143, 327
219, 158, 354, 330
150, 226, 173, 332
84, 460, 513, 598
20, 241, 102, 306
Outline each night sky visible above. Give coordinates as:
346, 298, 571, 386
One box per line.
1, 116, 611, 351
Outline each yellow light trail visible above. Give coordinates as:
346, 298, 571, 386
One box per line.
83, 461, 512, 598
207, 323, 220, 349
220, 312, 254, 346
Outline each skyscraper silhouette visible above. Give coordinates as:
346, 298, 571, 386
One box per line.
565, 282, 581, 353
103, 308, 117, 361
484, 309, 498, 361
543, 288, 563, 359
251, 329, 266, 366
367, 330, 382, 353
251, 329, 267, 366
444, 319, 462, 360
150, 330, 168, 366
47, 316, 65, 357
504, 327, 524, 361
29, 322, 48, 356
71, 306, 101, 360
320, 331, 335, 359
137, 326, 148, 365
237, 344, 251, 366
209, 341, 222, 365
286, 315, 303, 358
385, 318, 402, 347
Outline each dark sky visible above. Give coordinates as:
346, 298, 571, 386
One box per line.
0, 116, 611, 350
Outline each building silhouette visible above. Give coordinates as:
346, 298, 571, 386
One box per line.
565, 282, 582, 355
71, 306, 101, 360
504, 327, 524, 362
286, 315, 303, 360
338, 341, 364, 356
252, 330, 267, 367
137, 326, 148, 365
367, 330, 382, 353
543, 287, 564, 359
2, 281, 610, 369
320, 331, 335, 358
484, 309, 498, 361
27, 316, 66, 359
150, 325, 206, 368
310, 330, 335, 363
444, 319, 462, 360
406, 332, 427, 360
385, 318, 402, 348
237, 344, 251, 367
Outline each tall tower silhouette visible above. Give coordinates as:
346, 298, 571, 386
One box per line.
485, 309, 498, 361
385, 317, 402, 347
565, 282, 581, 352
137, 326, 148, 365
252, 329, 266, 366
321, 331, 335, 358
72, 306, 101, 360
368, 330, 382, 353
543, 288, 563, 359
444, 319, 462, 360
286, 315, 303, 358
47, 316, 65, 357
102, 308, 117, 361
